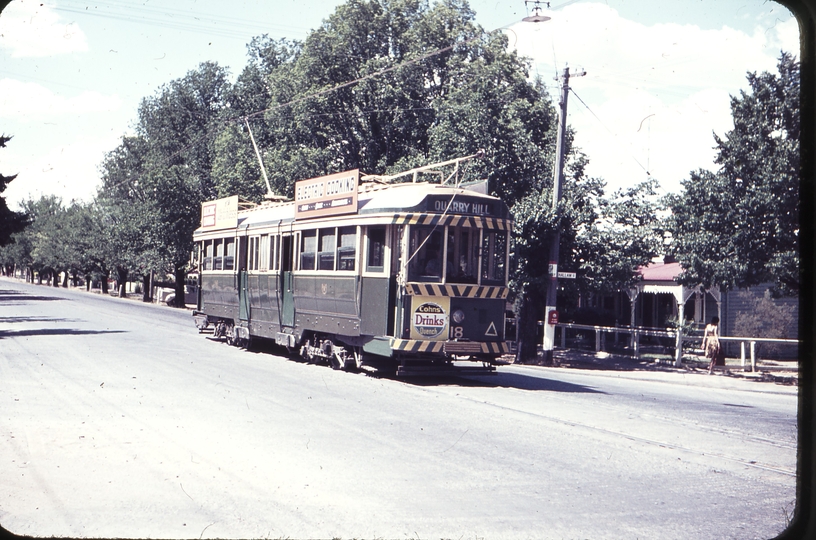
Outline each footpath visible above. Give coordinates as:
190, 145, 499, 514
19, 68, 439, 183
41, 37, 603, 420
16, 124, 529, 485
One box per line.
508, 348, 800, 394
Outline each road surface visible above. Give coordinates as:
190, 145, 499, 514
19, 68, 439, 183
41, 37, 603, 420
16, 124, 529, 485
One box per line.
0, 279, 798, 539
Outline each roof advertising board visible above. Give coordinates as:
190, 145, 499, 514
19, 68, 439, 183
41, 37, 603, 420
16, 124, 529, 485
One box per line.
295, 169, 359, 220
200, 195, 239, 230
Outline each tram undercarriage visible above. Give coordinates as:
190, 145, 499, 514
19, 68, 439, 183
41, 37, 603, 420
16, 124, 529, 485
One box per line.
193, 312, 502, 377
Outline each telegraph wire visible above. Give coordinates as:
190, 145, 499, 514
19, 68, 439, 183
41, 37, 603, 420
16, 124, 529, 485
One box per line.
53, 1, 311, 41
100, 15, 533, 194
92, 2, 580, 195
567, 86, 664, 192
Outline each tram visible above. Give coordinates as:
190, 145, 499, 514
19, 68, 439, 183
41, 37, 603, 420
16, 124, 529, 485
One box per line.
191, 154, 512, 376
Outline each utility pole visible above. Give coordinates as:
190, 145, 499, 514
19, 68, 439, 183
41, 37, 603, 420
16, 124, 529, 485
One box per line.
542, 65, 584, 365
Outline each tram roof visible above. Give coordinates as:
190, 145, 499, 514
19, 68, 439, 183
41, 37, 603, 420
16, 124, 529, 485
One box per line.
195, 181, 510, 235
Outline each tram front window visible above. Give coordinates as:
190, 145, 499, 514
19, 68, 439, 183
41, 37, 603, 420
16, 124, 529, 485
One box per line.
446, 226, 479, 284
482, 230, 507, 284
408, 227, 444, 282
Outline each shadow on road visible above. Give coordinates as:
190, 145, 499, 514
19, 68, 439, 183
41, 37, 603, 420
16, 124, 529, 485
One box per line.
0, 316, 80, 324
404, 372, 606, 393
0, 289, 66, 304
552, 351, 668, 372
0, 328, 127, 339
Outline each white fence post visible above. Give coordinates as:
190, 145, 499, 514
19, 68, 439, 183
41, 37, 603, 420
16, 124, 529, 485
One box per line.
548, 324, 795, 366
675, 329, 683, 367
750, 341, 757, 372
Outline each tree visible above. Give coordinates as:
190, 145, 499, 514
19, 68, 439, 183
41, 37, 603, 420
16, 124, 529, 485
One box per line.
574, 178, 665, 295
0, 135, 30, 246
97, 135, 156, 297
18, 195, 64, 286
99, 62, 231, 303
666, 52, 799, 296
204, 0, 662, 362
0, 229, 32, 279
732, 290, 796, 357
90, 0, 661, 350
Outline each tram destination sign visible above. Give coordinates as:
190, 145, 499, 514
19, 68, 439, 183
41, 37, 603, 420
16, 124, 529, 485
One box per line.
295, 169, 359, 219
427, 195, 496, 217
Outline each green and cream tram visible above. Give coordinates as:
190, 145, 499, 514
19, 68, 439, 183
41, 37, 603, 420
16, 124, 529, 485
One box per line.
192, 159, 512, 376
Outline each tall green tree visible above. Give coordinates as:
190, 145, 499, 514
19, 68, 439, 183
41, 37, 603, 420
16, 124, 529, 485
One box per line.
99, 62, 231, 303
18, 195, 64, 286
98, 135, 155, 296
666, 52, 799, 296
209, 0, 661, 361
90, 0, 661, 352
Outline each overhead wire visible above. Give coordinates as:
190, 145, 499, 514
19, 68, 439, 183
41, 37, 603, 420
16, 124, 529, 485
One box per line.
101, 0, 646, 199
98, 17, 525, 194
567, 86, 663, 192
53, 0, 311, 41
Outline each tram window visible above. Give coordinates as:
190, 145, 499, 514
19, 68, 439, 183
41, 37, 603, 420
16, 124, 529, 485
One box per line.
338, 226, 356, 271
191, 242, 201, 271
269, 235, 278, 271
445, 226, 479, 284
248, 236, 259, 271
300, 230, 317, 270
224, 238, 236, 271
203, 240, 213, 271
259, 235, 269, 271
481, 231, 507, 284
408, 226, 443, 282
317, 229, 336, 270
214, 239, 223, 271
393, 225, 403, 272
366, 227, 386, 272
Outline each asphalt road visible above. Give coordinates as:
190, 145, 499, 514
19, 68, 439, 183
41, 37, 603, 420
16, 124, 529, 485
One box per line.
0, 279, 798, 539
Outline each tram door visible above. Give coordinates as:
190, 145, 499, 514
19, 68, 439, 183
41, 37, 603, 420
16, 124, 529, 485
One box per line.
280, 235, 295, 327
238, 237, 250, 322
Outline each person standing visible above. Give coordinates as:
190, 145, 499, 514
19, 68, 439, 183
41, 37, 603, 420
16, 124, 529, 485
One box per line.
702, 316, 724, 374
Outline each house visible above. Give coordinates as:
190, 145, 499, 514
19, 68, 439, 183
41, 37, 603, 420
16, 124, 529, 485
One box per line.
627, 258, 798, 358
576, 257, 798, 359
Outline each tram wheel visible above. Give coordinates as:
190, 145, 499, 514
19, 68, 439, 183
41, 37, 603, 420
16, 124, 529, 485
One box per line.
343, 348, 363, 372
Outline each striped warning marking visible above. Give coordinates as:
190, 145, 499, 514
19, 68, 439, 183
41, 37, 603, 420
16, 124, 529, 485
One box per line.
391, 339, 509, 355
405, 283, 509, 299
392, 339, 445, 353
391, 213, 511, 230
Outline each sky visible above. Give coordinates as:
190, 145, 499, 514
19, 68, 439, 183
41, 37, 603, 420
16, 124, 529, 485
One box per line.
0, 0, 801, 210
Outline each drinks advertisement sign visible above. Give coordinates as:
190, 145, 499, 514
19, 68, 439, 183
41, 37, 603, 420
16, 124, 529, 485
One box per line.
410, 296, 450, 341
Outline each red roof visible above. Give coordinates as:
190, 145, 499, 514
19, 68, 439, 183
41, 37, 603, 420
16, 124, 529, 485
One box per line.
638, 261, 683, 282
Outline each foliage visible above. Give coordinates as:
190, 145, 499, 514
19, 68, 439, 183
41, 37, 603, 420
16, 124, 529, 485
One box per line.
98, 62, 231, 301
732, 289, 796, 357
575, 178, 665, 293
18, 196, 65, 285
665, 52, 799, 296
6, 0, 663, 335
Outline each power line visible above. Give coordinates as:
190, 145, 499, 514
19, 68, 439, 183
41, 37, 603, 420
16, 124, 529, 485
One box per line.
567, 87, 658, 186
53, 0, 312, 41
99, 23, 522, 193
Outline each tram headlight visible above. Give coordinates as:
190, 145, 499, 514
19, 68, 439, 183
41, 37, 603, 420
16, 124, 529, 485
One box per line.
452, 309, 465, 324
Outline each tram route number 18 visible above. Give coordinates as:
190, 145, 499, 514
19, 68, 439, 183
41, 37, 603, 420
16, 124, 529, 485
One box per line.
450, 326, 464, 339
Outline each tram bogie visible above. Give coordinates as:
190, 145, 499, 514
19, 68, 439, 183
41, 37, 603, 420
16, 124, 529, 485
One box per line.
192, 157, 513, 377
